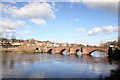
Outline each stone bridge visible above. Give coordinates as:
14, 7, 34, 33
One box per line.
36, 46, 108, 55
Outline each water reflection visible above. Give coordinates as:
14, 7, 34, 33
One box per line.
76, 51, 82, 57
90, 51, 108, 57
62, 50, 70, 55
48, 49, 55, 54
51, 50, 55, 54
105, 57, 120, 79
1, 52, 118, 78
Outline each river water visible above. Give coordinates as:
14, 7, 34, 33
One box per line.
1, 52, 120, 79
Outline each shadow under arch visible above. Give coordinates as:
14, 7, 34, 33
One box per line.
88, 50, 107, 55
76, 49, 80, 55
76, 49, 80, 53
35, 47, 39, 50
60, 49, 68, 55
47, 49, 55, 54
75, 49, 83, 57
35, 47, 43, 53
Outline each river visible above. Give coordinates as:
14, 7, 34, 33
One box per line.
1, 52, 120, 79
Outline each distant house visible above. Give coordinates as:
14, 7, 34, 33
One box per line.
0, 40, 21, 47
11, 43, 21, 47
53, 43, 60, 47
2, 42, 12, 48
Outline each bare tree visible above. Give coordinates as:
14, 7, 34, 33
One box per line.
11, 32, 17, 43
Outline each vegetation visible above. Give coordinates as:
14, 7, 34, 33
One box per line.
1, 45, 36, 54
100, 37, 120, 48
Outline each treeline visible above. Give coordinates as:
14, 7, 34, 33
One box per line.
100, 37, 120, 49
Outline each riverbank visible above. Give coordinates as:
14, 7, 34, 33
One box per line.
0, 45, 35, 54
0, 47, 88, 57
1, 45, 119, 58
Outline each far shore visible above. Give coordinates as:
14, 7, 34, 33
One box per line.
0, 45, 35, 54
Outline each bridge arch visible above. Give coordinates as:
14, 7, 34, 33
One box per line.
88, 49, 107, 55
35, 47, 39, 50
60, 49, 66, 54
60, 49, 70, 55
35, 47, 44, 53
75, 49, 81, 53
47, 49, 55, 54
75, 49, 83, 56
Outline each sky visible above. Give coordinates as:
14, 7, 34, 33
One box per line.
0, 0, 119, 46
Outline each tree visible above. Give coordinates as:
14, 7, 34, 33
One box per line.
11, 33, 17, 42
100, 40, 119, 48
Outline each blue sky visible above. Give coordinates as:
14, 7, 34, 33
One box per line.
0, 2, 118, 45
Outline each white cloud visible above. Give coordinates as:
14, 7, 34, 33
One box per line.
87, 26, 118, 36
83, 1, 118, 12
69, 0, 119, 2
18, 30, 32, 35
4, 3, 55, 19
100, 38, 117, 44
102, 26, 118, 34
2, 2, 56, 26
75, 28, 84, 32
30, 19, 46, 26
0, 18, 28, 33
69, 0, 118, 12
87, 27, 102, 35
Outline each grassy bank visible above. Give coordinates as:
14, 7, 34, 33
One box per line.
1, 45, 35, 54
1, 46, 89, 56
